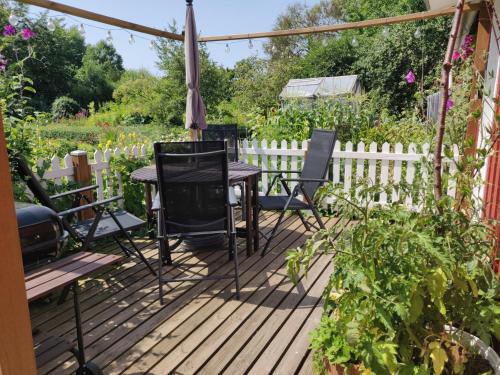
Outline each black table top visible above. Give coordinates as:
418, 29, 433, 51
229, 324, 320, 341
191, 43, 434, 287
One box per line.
131, 161, 261, 184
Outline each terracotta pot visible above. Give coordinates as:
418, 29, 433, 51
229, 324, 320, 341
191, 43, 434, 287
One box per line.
323, 360, 360, 375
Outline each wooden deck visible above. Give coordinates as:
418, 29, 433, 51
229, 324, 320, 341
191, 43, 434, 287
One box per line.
29, 211, 338, 374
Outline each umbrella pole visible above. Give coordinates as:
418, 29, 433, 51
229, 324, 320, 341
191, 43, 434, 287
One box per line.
189, 128, 201, 141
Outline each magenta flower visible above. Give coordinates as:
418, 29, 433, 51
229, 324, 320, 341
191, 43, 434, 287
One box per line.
0, 55, 8, 72
21, 27, 35, 40
463, 35, 474, 48
3, 24, 16, 36
446, 97, 454, 111
406, 70, 416, 84
452, 50, 461, 61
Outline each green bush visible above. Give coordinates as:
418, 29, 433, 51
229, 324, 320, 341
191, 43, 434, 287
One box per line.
51, 96, 80, 120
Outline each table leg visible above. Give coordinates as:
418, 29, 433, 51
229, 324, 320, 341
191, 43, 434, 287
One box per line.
252, 175, 260, 254
144, 183, 154, 238
245, 176, 253, 256
72, 282, 86, 367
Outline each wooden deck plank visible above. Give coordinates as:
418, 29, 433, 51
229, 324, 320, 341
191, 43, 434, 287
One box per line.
115, 215, 309, 375
248, 272, 326, 374
41, 212, 286, 374
297, 350, 315, 375
202, 252, 331, 375
28, 211, 337, 375
148, 218, 336, 375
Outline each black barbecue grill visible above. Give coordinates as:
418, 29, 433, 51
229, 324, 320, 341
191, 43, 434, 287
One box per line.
16, 205, 68, 271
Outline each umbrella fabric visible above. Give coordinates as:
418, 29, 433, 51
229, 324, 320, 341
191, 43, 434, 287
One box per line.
184, 3, 207, 130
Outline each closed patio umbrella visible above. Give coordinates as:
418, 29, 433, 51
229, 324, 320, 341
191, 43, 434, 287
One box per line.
185, 0, 206, 140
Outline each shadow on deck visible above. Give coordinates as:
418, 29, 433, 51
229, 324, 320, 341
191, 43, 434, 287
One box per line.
30, 211, 338, 375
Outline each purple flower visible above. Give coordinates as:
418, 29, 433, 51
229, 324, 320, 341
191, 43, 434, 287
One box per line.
452, 50, 461, 61
3, 24, 16, 36
406, 70, 416, 84
21, 27, 35, 40
446, 97, 454, 111
0, 55, 8, 72
463, 35, 474, 48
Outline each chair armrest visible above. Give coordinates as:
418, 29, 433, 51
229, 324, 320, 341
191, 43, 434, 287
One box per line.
50, 184, 99, 200
152, 193, 161, 211
281, 178, 329, 183
261, 170, 302, 174
58, 196, 122, 217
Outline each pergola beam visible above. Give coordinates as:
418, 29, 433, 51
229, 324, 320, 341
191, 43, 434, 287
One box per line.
198, 3, 480, 42
16, 0, 479, 43
16, 0, 184, 41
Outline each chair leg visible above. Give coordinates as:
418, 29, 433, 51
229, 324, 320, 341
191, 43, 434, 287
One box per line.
232, 231, 240, 300
296, 210, 311, 231
107, 211, 156, 276
158, 240, 164, 305
311, 206, 326, 229
261, 210, 287, 257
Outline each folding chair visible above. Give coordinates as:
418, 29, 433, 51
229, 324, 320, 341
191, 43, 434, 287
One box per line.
259, 129, 337, 256
153, 141, 240, 305
202, 124, 239, 162
14, 156, 155, 276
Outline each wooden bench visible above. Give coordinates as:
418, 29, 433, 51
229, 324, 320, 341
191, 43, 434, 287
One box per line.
26, 251, 122, 374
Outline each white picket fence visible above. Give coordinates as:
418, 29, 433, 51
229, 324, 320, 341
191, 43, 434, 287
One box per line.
37, 140, 459, 209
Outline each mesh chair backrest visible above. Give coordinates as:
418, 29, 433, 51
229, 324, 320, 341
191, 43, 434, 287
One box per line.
202, 125, 239, 162
154, 141, 229, 236
300, 129, 337, 199
13, 156, 59, 212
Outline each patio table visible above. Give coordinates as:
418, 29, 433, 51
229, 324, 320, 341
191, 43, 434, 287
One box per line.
131, 161, 261, 255
26, 251, 122, 373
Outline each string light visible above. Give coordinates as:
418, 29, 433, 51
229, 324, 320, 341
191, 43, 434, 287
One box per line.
271, 45, 277, 54
8, 13, 19, 26
47, 18, 56, 32
149, 40, 155, 50
414, 27, 422, 38
382, 26, 389, 38
351, 37, 359, 47
128, 34, 135, 44
248, 39, 253, 49
322, 38, 328, 47
78, 23, 85, 35
106, 30, 113, 43
225, 43, 230, 54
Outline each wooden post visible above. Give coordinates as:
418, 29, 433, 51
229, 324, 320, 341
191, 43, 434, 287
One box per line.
0, 111, 37, 375
71, 150, 94, 220
464, 1, 493, 157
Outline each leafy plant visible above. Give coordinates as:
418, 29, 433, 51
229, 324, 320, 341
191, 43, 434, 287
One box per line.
51, 95, 80, 120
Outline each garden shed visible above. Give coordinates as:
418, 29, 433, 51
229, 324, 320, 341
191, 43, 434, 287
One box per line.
279, 75, 363, 104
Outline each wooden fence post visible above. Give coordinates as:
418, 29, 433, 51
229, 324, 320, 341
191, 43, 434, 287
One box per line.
71, 150, 94, 220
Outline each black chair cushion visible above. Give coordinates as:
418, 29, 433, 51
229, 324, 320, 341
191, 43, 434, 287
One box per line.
73, 211, 145, 240
259, 196, 309, 211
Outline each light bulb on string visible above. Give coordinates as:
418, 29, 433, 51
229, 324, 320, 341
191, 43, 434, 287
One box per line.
149, 40, 155, 50
382, 26, 389, 38
8, 13, 19, 26
271, 45, 277, 54
414, 27, 422, 38
106, 30, 113, 43
322, 38, 328, 47
225, 43, 230, 54
78, 23, 85, 35
351, 37, 358, 47
248, 39, 253, 49
47, 18, 56, 32
128, 34, 135, 45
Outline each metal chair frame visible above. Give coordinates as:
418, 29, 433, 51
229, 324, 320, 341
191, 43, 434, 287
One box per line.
153, 142, 240, 305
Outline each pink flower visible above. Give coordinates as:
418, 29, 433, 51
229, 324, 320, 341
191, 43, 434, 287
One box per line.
21, 27, 35, 40
452, 50, 461, 61
446, 97, 454, 111
463, 35, 474, 48
3, 24, 16, 36
406, 70, 416, 84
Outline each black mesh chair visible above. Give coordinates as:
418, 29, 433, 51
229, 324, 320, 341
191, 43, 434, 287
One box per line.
154, 141, 240, 304
13, 156, 155, 276
202, 124, 239, 162
259, 129, 337, 255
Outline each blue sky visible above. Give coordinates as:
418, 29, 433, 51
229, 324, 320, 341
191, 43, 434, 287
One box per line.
25, 0, 322, 75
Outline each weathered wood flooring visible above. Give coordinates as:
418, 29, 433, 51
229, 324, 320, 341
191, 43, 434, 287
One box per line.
30, 211, 338, 374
